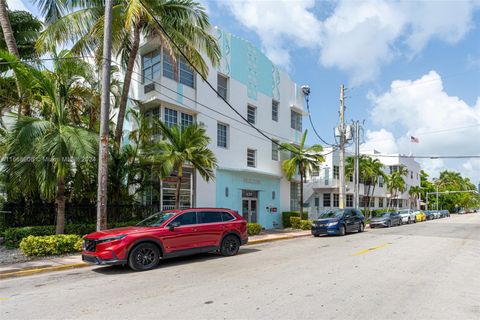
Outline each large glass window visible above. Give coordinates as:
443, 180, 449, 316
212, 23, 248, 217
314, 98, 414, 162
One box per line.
163, 51, 175, 80
180, 113, 193, 131
333, 194, 339, 207
142, 50, 161, 83
217, 123, 228, 148
247, 149, 256, 167
272, 100, 279, 122
290, 182, 300, 211
323, 193, 331, 207
179, 58, 194, 88
378, 197, 384, 208
346, 194, 353, 207
164, 108, 178, 128
247, 105, 256, 124
290, 110, 302, 131
271, 140, 279, 161
217, 74, 228, 100
333, 166, 339, 179
169, 211, 196, 226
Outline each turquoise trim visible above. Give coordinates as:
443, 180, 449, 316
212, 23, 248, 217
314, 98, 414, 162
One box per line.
215, 169, 281, 229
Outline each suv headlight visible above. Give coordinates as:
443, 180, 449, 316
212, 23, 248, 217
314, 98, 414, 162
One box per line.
327, 222, 338, 227
97, 234, 126, 244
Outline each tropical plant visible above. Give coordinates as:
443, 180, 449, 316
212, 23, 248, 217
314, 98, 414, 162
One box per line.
0, 50, 98, 234
35, 0, 221, 146
145, 121, 217, 209
281, 130, 324, 214
386, 166, 408, 209
408, 185, 422, 210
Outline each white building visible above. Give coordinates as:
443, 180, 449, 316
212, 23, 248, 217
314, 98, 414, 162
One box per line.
129, 28, 306, 228
304, 148, 421, 218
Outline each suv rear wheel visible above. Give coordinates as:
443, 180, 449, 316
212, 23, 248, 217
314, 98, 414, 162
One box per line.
128, 243, 160, 271
220, 235, 240, 256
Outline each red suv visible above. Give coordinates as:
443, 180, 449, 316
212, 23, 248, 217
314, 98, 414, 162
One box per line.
82, 208, 248, 271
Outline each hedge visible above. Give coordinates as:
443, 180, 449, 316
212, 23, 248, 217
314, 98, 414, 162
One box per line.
299, 220, 313, 230
290, 217, 301, 229
19, 235, 83, 256
282, 211, 308, 228
247, 223, 262, 236
4, 220, 140, 248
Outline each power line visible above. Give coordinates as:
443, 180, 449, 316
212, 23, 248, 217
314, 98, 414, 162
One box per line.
303, 92, 338, 147
363, 154, 480, 159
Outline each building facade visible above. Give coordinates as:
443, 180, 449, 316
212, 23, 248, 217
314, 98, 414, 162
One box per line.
305, 148, 421, 218
130, 28, 306, 228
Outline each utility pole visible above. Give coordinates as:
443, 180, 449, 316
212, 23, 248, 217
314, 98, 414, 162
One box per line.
338, 85, 346, 209
96, 0, 113, 231
353, 121, 360, 209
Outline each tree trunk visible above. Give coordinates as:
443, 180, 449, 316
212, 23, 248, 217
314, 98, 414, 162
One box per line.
114, 25, 141, 146
370, 184, 376, 219
55, 177, 66, 234
299, 167, 304, 216
175, 167, 183, 209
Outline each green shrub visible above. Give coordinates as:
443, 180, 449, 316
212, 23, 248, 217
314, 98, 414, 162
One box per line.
282, 211, 308, 228
4, 220, 141, 248
300, 220, 313, 230
290, 217, 301, 229
19, 234, 83, 256
247, 223, 262, 236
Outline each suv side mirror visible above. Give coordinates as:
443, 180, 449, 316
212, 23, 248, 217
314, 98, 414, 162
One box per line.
169, 221, 181, 231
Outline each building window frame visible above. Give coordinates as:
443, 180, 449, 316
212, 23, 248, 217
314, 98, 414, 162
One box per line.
271, 140, 279, 161
247, 148, 256, 168
346, 194, 353, 207
217, 73, 228, 100
290, 110, 302, 131
323, 193, 331, 207
217, 122, 228, 149
247, 105, 256, 124
272, 100, 279, 122
142, 50, 161, 84
333, 166, 339, 179
333, 193, 339, 207
179, 58, 195, 88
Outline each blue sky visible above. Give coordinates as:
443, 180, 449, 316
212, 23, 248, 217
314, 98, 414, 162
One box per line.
7, 0, 480, 184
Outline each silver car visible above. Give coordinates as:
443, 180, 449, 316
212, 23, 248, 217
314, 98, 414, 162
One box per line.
397, 209, 416, 224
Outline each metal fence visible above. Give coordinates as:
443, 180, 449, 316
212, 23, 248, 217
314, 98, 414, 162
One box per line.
0, 203, 159, 229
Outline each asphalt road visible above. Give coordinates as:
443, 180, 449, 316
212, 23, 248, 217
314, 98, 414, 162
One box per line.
1, 214, 480, 320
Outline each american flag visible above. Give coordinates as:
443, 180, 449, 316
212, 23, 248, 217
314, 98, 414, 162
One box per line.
410, 136, 419, 143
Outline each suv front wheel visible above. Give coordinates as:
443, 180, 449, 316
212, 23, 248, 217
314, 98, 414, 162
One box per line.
128, 243, 160, 271
220, 235, 240, 256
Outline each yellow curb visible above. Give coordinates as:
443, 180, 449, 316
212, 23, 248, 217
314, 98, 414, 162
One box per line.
246, 233, 311, 245
0, 263, 89, 280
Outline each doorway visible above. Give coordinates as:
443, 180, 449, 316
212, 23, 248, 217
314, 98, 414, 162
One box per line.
242, 190, 258, 223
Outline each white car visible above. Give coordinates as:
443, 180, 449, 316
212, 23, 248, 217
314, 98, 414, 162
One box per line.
397, 209, 416, 224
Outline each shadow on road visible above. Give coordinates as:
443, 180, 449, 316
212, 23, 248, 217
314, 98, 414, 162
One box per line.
91, 247, 261, 275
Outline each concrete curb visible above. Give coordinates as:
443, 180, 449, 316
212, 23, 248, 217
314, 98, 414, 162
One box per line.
0, 233, 312, 280
0, 263, 89, 280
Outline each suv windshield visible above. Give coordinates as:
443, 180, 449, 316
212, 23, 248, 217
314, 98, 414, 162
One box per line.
137, 212, 176, 227
319, 210, 345, 219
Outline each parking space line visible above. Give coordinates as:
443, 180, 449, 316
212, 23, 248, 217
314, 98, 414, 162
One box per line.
352, 243, 389, 256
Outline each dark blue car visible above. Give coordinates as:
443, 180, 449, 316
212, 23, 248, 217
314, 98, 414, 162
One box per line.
311, 209, 365, 237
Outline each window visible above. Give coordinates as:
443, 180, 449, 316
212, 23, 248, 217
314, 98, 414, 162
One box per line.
290, 182, 301, 211
179, 58, 194, 87
217, 74, 228, 100
181, 113, 193, 131
247, 149, 256, 167
411, 171, 413, 179
272, 100, 279, 121
349, 174, 353, 182
144, 107, 160, 135
197, 211, 223, 224
164, 108, 178, 128
346, 194, 353, 207
323, 193, 331, 207
247, 105, 256, 124
378, 176, 384, 188
221, 212, 235, 222
290, 110, 302, 131
333, 194, 339, 207
333, 166, 339, 179
217, 123, 228, 148
312, 167, 319, 177
162, 51, 175, 80
272, 140, 279, 161
169, 211, 196, 226
314, 197, 319, 207
142, 50, 161, 83
378, 197, 384, 208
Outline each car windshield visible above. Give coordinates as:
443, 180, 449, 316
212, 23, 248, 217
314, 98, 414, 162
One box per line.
136, 212, 176, 227
398, 209, 409, 214
319, 210, 344, 219
381, 212, 392, 218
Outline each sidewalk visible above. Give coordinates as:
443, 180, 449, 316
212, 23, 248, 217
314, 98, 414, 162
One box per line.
0, 229, 311, 279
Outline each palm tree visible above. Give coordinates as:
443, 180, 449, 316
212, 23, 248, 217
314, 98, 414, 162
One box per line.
386, 166, 408, 210
145, 121, 217, 209
0, 9, 42, 59
0, 0, 19, 58
409, 185, 422, 209
281, 130, 324, 215
35, 0, 221, 146
0, 50, 98, 234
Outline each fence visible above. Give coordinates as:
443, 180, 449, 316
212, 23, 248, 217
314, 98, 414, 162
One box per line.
0, 203, 159, 230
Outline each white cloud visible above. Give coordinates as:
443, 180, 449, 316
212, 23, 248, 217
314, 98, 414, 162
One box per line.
363, 71, 480, 180
6, 0, 27, 11
222, 0, 479, 83
361, 129, 398, 154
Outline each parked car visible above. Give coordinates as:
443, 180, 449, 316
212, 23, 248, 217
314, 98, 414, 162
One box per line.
311, 208, 365, 237
413, 210, 426, 222
432, 210, 441, 219
439, 210, 450, 218
424, 210, 434, 220
397, 209, 416, 224
82, 208, 248, 271
370, 212, 402, 228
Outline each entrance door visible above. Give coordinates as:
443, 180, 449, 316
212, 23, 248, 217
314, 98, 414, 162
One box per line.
242, 190, 258, 223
